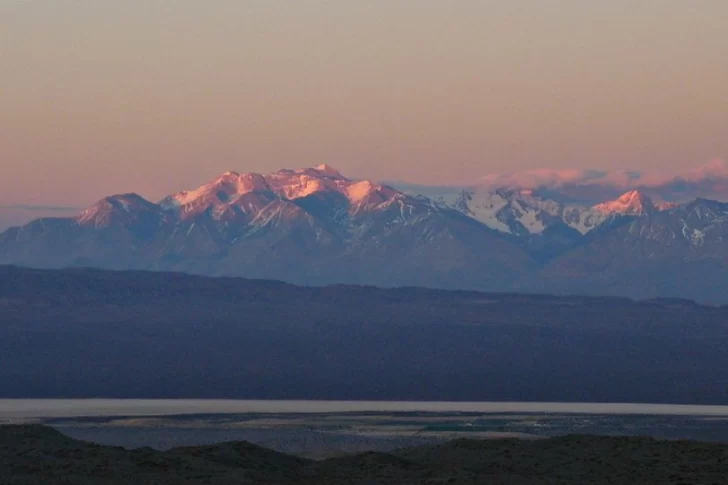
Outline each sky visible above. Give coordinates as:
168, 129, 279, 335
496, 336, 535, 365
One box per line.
1, 0, 727, 220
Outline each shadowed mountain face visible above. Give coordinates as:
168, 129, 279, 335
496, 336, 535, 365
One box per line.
2, 425, 728, 484
2, 165, 728, 302
0, 166, 530, 290
527, 199, 728, 302
1, 266, 728, 403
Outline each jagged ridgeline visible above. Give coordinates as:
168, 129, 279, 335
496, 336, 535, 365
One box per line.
1, 165, 728, 303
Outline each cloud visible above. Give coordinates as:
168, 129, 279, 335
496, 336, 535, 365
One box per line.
476, 169, 623, 190
677, 159, 728, 182
475, 160, 728, 192
394, 160, 728, 204
473, 160, 728, 192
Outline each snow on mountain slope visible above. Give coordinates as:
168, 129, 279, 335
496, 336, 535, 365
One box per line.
428, 187, 683, 237
77, 194, 163, 228
159, 165, 401, 224
593, 190, 657, 216
452, 190, 512, 234
147, 170, 703, 245
0, 164, 535, 290
5, 165, 728, 302
538, 199, 728, 290
65, 165, 494, 253
447, 188, 610, 236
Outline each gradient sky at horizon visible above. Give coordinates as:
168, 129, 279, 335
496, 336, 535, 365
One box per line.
1, 0, 727, 210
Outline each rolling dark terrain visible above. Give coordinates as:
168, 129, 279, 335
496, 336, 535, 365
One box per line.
2, 425, 728, 484
2, 266, 728, 403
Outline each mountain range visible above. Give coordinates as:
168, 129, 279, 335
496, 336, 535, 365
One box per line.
1, 164, 727, 303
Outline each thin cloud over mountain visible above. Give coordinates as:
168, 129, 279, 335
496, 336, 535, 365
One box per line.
3, 163, 728, 303
476, 159, 728, 191
395, 160, 728, 204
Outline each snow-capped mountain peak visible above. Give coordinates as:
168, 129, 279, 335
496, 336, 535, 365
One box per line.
77, 193, 160, 228
593, 190, 655, 216
445, 188, 610, 236
346, 180, 398, 206
312, 164, 344, 178
156, 166, 405, 222
6, 164, 728, 305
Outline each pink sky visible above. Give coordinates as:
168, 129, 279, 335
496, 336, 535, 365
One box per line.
1, 1, 727, 213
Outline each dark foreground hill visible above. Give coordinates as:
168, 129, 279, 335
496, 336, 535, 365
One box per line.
2, 266, 728, 403
2, 425, 728, 484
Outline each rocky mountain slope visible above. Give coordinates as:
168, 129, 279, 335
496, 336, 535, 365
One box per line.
447, 188, 612, 236
527, 198, 728, 302
0, 165, 529, 289
1, 165, 728, 302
